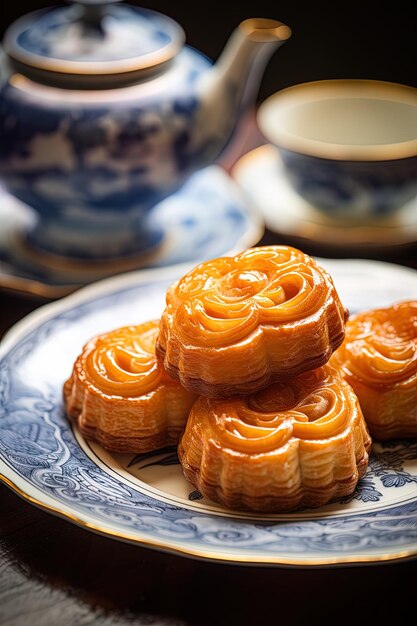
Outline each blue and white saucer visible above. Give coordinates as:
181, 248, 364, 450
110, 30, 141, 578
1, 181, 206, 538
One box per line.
1, 258, 417, 566
0, 165, 263, 298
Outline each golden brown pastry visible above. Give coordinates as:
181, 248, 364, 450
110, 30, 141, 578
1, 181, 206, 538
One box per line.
63, 321, 197, 453
179, 365, 371, 512
157, 245, 348, 397
330, 300, 417, 440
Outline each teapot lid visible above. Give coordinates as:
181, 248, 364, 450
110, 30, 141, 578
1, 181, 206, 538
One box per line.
4, 0, 185, 81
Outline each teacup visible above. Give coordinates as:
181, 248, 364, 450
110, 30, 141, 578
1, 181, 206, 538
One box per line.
257, 79, 417, 219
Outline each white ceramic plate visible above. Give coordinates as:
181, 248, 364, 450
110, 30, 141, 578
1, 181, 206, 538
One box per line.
1, 258, 417, 567
232, 145, 417, 248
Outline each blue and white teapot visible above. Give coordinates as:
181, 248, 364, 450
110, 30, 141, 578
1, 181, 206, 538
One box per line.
0, 0, 290, 261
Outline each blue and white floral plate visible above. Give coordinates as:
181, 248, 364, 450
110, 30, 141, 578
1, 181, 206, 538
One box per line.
0, 165, 263, 299
1, 258, 417, 567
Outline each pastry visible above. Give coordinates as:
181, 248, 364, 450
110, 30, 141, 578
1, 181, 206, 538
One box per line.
63, 321, 197, 453
330, 300, 417, 440
179, 365, 371, 512
157, 245, 348, 397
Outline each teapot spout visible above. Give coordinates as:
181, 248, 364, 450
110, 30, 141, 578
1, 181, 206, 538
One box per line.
216, 18, 291, 110
189, 18, 291, 167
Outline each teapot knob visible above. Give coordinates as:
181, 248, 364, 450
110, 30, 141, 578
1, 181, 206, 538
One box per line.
70, 1, 122, 5
68, 0, 123, 33
69, 0, 123, 16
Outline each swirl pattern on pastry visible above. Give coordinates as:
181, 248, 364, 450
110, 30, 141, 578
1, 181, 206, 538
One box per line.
157, 246, 348, 397
330, 300, 417, 440
63, 321, 197, 453
179, 365, 371, 512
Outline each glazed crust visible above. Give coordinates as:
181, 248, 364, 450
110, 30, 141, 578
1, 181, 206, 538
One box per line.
178, 365, 372, 513
156, 246, 348, 398
330, 300, 417, 440
63, 321, 197, 453
156, 339, 342, 398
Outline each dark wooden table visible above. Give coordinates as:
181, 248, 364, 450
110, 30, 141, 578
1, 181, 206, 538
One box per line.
1, 118, 417, 625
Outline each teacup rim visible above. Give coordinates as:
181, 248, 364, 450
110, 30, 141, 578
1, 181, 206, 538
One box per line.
257, 78, 417, 161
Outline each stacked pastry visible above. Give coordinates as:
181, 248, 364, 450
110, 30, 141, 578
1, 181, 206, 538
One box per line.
64, 245, 416, 513
155, 245, 371, 512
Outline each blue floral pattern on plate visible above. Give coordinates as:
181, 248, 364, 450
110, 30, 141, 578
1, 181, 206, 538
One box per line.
1, 259, 417, 566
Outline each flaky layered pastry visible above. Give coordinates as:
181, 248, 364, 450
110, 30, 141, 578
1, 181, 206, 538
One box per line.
63, 321, 197, 452
157, 245, 348, 397
179, 365, 371, 512
330, 300, 417, 440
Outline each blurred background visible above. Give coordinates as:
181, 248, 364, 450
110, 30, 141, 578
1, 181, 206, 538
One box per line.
1, 0, 416, 101
0, 0, 416, 313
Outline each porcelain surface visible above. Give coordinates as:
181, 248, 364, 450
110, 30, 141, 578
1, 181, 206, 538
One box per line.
257, 80, 417, 219
0, 165, 263, 298
0, 3, 289, 259
6, 4, 183, 71
0, 47, 210, 258
232, 145, 417, 248
1, 258, 417, 566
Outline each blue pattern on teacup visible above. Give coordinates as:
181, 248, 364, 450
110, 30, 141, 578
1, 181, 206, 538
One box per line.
280, 148, 417, 218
